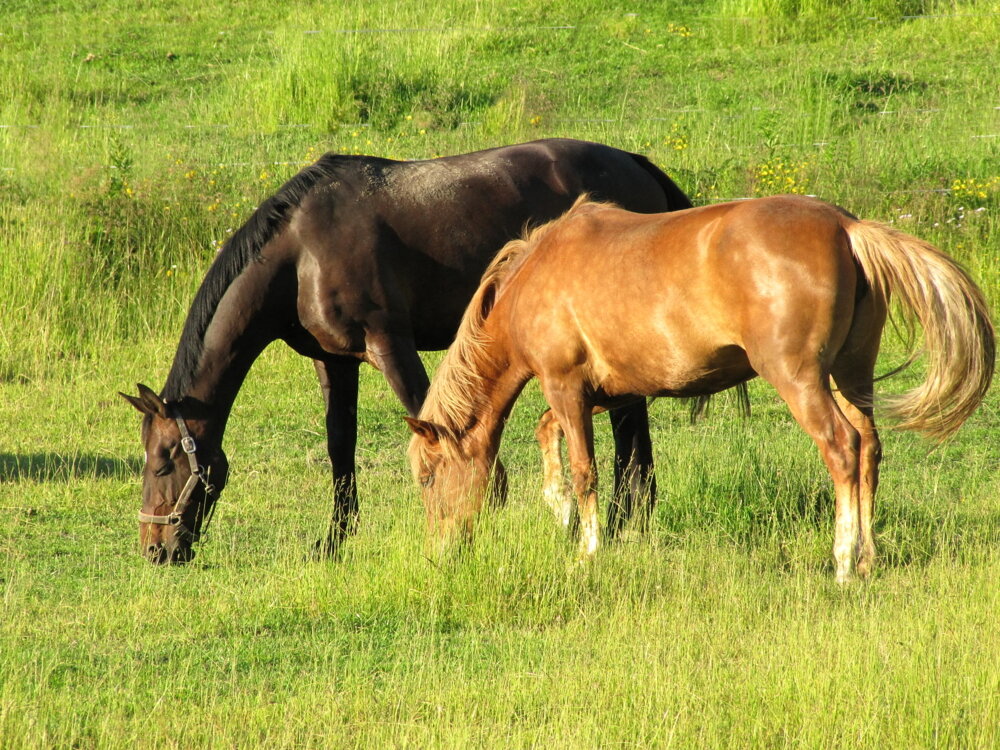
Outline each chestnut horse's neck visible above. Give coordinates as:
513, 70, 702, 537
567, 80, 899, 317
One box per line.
426, 350, 529, 469
419, 299, 531, 467
417, 217, 569, 461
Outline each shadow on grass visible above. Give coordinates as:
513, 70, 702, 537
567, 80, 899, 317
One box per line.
0, 453, 141, 483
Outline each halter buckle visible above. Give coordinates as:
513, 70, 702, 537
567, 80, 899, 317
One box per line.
181, 436, 197, 454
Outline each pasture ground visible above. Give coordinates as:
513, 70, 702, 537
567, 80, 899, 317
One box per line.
2, 1, 999, 746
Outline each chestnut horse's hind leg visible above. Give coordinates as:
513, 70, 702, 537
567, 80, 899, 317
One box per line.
764, 366, 862, 583
832, 387, 880, 578
829, 295, 884, 579
313, 356, 362, 558
831, 340, 882, 579
608, 401, 657, 537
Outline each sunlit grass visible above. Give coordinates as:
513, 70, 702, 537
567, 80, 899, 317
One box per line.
2, 0, 1000, 746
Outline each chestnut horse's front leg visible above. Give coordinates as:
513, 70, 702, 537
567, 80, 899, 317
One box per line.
542, 384, 600, 559
535, 409, 577, 528
764, 368, 863, 584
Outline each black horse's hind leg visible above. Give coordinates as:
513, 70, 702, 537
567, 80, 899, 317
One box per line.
607, 401, 657, 537
312, 356, 361, 558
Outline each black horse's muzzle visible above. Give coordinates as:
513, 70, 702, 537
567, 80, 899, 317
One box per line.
138, 415, 224, 565
144, 541, 196, 565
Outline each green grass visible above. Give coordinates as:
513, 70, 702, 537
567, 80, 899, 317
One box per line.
2, 1, 1000, 747
3, 348, 1000, 747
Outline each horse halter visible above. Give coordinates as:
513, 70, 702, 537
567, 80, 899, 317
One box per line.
138, 415, 218, 540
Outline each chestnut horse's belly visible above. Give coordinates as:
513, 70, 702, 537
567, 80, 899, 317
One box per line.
591, 339, 756, 401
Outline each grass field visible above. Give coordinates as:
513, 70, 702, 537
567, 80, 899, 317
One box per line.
2, 1, 1000, 746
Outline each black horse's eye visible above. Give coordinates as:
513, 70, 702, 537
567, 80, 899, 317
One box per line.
154, 461, 174, 477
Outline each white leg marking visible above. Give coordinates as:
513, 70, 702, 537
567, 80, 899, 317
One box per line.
578, 502, 600, 558
833, 512, 858, 584
543, 486, 576, 528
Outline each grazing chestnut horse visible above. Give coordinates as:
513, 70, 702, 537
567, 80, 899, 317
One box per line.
406, 195, 994, 582
121, 139, 693, 563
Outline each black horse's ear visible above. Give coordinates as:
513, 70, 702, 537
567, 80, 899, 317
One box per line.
403, 417, 441, 445
120, 384, 168, 417
119, 391, 146, 413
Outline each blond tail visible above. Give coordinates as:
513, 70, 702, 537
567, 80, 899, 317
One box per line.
847, 220, 995, 441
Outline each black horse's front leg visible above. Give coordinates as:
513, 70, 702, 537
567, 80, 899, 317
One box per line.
364, 331, 430, 417
364, 330, 510, 508
607, 400, 657, 537
312, 356, 361, 558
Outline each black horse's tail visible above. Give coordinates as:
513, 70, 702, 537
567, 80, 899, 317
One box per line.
627, 152, 694, 211
687, 385, 752, 424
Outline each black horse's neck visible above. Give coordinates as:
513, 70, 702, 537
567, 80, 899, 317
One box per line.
160, 153, 350, 434
161, 251, 288, 438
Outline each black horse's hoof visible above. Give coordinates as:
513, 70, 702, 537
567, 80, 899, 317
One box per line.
308, 537, 341, 561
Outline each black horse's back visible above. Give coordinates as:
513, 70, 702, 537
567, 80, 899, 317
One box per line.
290, 139, 691, 352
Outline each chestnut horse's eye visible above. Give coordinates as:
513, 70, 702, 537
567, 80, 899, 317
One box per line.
419, 473, 434, 489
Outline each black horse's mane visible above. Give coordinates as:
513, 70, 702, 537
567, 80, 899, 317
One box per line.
161, 153, 352, 400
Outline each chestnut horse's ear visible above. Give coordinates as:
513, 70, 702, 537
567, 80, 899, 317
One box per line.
119, 384, 168, 418
403, 417, 441, 445
479, 282, 497, 320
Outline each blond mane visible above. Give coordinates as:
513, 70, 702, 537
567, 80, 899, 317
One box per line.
420, 195, 612, 432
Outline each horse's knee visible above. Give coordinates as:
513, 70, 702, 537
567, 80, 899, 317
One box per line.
820, 419, 861, 483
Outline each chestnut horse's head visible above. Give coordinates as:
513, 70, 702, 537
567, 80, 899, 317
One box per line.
121, 385, 228, 564
405, 417, 494, 552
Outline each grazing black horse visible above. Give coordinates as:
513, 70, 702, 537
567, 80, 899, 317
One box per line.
121, 138, 692, 564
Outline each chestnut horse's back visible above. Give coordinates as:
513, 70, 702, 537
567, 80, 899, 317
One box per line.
499, 197, 861, 401
498, 195, 992, 439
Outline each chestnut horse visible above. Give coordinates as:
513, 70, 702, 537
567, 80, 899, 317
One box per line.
121, 139, 693, 563
406, 195, 994, 582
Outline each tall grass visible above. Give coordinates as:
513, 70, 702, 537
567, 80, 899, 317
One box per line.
3, 0, 999, 379
2, 346, 999, 747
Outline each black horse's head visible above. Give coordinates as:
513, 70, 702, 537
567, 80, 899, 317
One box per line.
121, 385, 228, 564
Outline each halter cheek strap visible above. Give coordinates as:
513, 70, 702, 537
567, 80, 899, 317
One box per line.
138, 416, 217, 539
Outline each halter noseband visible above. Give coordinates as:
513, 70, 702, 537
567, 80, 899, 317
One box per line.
138, 415, 218, 540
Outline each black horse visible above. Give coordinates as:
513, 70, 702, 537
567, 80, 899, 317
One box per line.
121, 138, 692, 563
